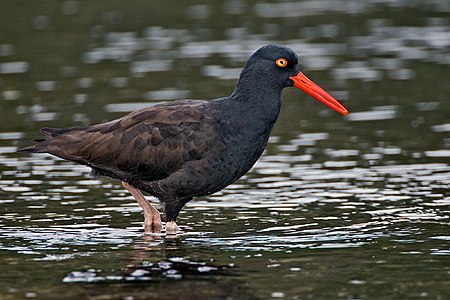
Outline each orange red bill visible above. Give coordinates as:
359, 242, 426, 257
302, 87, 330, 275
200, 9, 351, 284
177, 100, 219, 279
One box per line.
290, 72, 348, 116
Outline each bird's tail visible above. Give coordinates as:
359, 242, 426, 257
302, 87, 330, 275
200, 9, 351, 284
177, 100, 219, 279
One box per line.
17, 143, 43, 153
17, 127, 70, 153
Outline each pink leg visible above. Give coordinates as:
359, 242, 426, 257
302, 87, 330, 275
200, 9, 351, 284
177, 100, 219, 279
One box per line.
122, 182, 162, 233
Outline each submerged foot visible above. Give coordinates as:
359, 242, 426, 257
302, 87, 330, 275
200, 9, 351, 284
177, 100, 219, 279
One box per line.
143, 215, 163, 233
122, 181, 163, 233
166, 221, 178, 235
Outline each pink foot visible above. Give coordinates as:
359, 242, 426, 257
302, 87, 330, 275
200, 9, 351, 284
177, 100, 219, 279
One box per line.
166, 221, 178, 235
122, 182, 162, 233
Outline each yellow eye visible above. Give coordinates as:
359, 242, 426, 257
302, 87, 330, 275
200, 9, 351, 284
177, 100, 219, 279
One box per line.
275, 58, 288, 68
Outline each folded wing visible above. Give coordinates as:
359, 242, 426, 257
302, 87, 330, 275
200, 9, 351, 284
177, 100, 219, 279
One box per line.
20, 101, 219, 183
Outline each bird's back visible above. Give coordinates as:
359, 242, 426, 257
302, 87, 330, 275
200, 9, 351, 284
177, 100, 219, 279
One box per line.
21, 100, 221, 190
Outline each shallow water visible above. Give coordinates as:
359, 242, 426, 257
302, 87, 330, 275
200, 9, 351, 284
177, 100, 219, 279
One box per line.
1, 1, 449, 299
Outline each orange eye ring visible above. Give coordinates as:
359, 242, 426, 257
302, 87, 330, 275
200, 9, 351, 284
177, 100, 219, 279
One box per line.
275, 58, 288, 68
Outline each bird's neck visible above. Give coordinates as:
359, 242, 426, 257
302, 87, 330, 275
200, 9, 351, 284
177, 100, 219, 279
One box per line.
230, 78, 283, 124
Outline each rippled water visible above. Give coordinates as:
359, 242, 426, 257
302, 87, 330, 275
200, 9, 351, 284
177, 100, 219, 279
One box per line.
1, 1, 449, 299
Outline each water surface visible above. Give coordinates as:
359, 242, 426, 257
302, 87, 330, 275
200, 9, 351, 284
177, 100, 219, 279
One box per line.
1, 1, 449, 299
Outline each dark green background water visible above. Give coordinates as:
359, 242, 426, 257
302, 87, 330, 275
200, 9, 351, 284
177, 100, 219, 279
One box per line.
1, 1, 449, 299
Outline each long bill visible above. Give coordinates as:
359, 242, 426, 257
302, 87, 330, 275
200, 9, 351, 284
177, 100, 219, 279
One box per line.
289, 72, 348, 116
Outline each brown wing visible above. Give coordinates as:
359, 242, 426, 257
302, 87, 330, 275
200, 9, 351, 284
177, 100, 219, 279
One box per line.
28, 100, 219, 182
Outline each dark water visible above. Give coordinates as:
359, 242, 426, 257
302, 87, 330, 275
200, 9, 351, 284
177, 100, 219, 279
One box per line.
1, 1, 449, 299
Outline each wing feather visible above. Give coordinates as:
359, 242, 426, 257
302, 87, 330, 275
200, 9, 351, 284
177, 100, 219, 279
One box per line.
31, 100, 218, 182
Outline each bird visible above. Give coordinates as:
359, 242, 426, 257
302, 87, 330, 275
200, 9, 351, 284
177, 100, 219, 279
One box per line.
19, 44, 348, 234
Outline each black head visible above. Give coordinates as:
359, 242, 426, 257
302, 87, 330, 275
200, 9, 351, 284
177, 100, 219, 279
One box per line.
234, 44, 349, 115
238, 44, 300, 90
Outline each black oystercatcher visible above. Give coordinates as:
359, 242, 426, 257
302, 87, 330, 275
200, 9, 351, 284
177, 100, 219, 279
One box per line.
19, 44, 348, 234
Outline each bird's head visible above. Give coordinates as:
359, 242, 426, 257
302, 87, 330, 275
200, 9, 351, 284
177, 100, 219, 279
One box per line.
239, 44, 348, 115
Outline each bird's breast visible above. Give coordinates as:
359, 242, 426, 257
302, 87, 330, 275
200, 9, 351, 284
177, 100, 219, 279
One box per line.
217, 117, 275, 179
